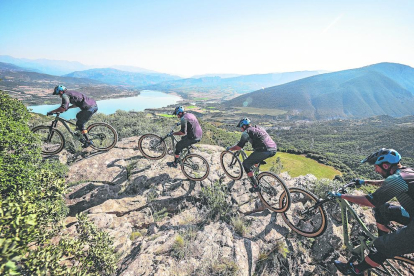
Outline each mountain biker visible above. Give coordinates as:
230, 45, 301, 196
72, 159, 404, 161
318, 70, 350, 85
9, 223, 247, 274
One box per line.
46, 85, 98, 148
332, 148, 414, 275
226, 118, 277, 193
167, 106, 202, 168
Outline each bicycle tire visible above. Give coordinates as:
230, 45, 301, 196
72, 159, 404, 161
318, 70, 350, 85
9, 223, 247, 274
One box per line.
280, 187, 328, 237
256, 171, 291, 213
370, 256, 414, 276
138, 134, 167, 160
181, 153, 210, 181
87, 123, 118, 151
220, 151, 243, 180
32, 126, 65, 155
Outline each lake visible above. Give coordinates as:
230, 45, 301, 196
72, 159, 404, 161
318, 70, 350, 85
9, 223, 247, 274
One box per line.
28, 90, 181, 119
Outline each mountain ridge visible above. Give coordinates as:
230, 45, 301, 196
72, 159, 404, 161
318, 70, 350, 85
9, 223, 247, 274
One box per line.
225, 62, 414, 119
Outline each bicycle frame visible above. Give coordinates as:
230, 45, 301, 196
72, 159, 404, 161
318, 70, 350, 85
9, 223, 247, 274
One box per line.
49, 114, 77, 137
315, 189, 408, 275
161, 123, 193, 161
232, 149, 261, 175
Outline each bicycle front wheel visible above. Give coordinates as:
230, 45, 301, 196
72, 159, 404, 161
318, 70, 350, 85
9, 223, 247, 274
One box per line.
220, 151, 243, 180
87, 123, 118, 151
181, 154, 210, 181
32, 126, 65, 155
280, 187, 328, 237
138, 134, 167, 160
256, 172, 291, 213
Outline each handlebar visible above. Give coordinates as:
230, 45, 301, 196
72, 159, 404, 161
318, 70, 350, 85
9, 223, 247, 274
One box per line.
326, 182, 356, 199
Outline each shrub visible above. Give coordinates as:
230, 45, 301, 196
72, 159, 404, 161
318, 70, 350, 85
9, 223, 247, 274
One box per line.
200, 181, 232, 221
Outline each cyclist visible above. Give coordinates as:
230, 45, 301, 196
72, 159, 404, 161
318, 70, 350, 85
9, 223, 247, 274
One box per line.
167, 106, 202, 168
226, 118, 277, 193
46, 85, 98, 148
332, 148, 414, 275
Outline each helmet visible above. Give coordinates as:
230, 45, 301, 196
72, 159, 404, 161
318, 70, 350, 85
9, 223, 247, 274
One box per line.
361, 148, 401, 165
236, 117, 251, 128
172, 106, 184, 115
53, 85, 66, 95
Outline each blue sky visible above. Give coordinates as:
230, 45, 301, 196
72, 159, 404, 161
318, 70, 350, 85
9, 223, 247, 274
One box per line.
1, 0, 413, 76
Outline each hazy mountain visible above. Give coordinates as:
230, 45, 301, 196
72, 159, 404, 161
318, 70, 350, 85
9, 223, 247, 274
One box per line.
109, 65, 159, 74
0, 62, 31, 72
191, 73, 244, 79
0, 55, 91, 76
225, 62, 414, 119
64, 68, 182, 87
145, 71, 321, 95
0, 65, 140, 105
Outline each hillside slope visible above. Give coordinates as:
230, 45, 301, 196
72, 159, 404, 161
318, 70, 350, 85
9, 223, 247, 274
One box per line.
225, 63, 414, 119
62, 136, 377, 275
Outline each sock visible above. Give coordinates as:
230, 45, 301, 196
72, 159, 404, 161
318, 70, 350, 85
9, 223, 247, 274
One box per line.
249, 176, 258, 187
174, 155, 179, 163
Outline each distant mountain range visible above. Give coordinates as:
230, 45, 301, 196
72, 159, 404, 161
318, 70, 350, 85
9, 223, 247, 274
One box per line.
64, 68, 181, 87
145, 71, 322, 96
0, 62, 140, 105
225, 62, 414, 119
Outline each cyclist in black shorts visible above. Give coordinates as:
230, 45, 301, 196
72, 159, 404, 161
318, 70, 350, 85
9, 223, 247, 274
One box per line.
167, 106, 202, 168
227, 118, 277, 193
47, 85, 98, 148
332, 148, 414, 275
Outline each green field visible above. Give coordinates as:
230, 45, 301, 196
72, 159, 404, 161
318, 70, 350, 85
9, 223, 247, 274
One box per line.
157, 114, 175, 118
235, 107, 287, 116
260, 152, 341, 179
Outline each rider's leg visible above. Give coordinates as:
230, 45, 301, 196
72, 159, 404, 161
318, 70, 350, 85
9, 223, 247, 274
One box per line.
243, 151, 273, 192
76, 106, 98, 141
374, 203, 411, 236
169, 136, 199, 166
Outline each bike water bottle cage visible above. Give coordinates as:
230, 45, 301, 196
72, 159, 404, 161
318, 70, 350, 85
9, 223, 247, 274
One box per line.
172, 106, 184, 115
236, 117, 251, 128
53, 85, 66, 95
361, 148, 401, 165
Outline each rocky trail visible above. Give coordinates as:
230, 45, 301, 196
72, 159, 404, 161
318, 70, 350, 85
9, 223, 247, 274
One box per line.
58, 136, 377, 276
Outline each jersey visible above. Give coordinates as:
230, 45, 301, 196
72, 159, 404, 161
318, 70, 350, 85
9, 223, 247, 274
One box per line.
367, 167, 414, 219
61, 90, 97, 111
237, 125, 277, 152
180, 113, 202, 140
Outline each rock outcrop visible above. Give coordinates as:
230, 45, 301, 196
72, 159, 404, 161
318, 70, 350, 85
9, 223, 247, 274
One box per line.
62, 136, 377, 275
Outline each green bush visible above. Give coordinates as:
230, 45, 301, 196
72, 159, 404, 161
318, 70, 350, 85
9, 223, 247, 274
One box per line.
0, 91, 117, 275
200, 181, 232, 221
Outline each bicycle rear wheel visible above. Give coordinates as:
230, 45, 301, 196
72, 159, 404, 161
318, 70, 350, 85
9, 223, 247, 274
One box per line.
181, 153, 210, 181
32, 126, 65, 155
220, 151, 243, 180
370, 256, 414, 275
87, 123, 118, 151
280, 187, 328, 237
256, 172, 291, 213
138, 134, 167, 160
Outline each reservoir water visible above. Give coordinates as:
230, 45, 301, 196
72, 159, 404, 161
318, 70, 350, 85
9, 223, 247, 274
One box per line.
28, 90, 181, 119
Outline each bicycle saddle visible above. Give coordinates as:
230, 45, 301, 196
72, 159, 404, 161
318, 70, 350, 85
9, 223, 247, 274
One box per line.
260, 161, 267, 165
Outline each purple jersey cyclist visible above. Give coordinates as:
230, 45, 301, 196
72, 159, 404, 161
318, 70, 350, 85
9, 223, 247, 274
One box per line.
47, 85, 98, 148
167, 106, 203, 168
333, 148, 414, 275
227, 117, 277, 193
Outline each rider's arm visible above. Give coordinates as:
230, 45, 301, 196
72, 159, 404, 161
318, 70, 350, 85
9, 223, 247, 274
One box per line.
229, 132, 249, 151
364, 180, 384, 187
366, 174, 408, 207
49, 93, 70, 114
173, 117, 186, 136
340, 194, 375, 207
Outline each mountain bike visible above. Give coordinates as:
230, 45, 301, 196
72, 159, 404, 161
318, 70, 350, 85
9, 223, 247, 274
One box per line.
219, 149, 291, 213
280, 183, 414, 275
32, 113, 118, 155
138, 123, 210, 181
